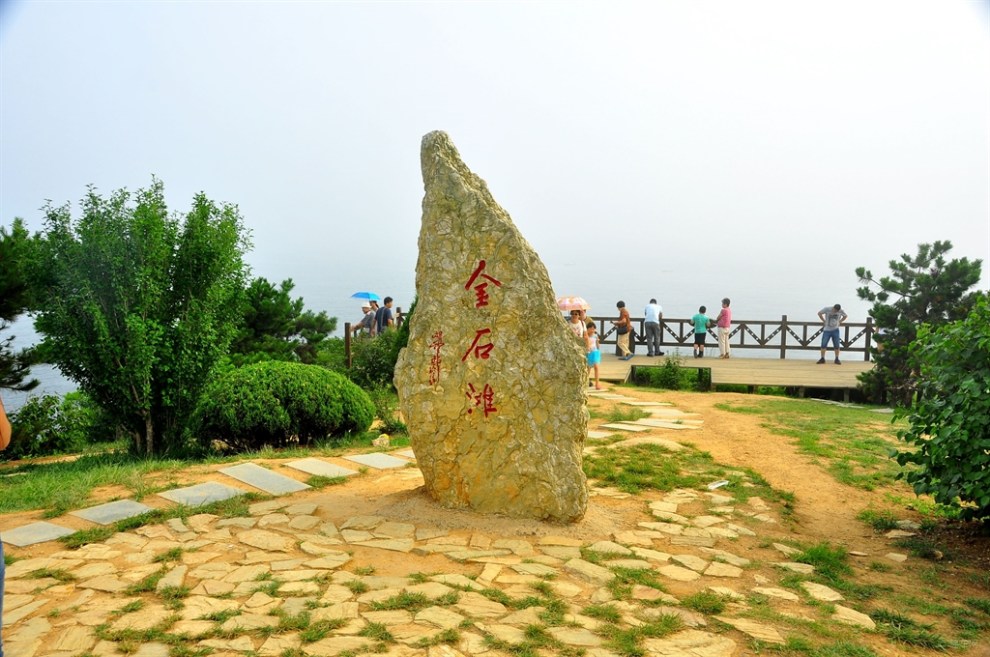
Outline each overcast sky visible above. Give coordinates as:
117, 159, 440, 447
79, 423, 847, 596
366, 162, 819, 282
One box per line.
2, 0, 988, 329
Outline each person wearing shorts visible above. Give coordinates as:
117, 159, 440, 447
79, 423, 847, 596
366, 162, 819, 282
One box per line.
585, 322, 602, 390
691, 306, 711, 358
818, 303, 848, 364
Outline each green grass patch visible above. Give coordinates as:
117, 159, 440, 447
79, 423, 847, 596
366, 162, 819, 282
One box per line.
583, 443, 707, 494
369, 591, 431, 612
869, 608, 953, 649
582, 603, 622, 623
714, 398, 907, 491
855, 508, 899, 532
0, 451, 194, 516
299, 618, 347, 642
604, 407, 651, 423
27, 567, 77, 583
359, 622, 394, 642
680, 590, 730, 614
966, 597, 990, 615
600, 614, 682, 656
153, 547, 184, 563
794, 542, 852, 584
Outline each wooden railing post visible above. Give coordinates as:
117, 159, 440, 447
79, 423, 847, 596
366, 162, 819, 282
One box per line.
779, 315, 787, 359
345, 322, 352, 368
864, 315, 873, 362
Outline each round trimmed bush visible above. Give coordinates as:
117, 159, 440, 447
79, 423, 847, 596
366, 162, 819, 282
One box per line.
192, 361, 375, 451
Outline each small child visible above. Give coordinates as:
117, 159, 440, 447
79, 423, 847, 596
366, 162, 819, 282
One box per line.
585, 321, 601, 390
691, 305, 712, 358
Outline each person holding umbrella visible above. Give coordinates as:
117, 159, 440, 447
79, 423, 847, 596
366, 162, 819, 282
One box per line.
351, 302, 375, 337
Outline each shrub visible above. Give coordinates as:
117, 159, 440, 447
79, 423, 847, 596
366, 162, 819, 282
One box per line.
895, 295, 990, 520
348, 330, 403, 389
632, 353, 709, 391
4, 392, 109, 459
191, 361, 375, 451
367, 385, 408, 435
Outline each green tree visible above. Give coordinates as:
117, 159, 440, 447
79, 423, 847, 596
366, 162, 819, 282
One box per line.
229, 277, 336, 365
855, 241, 983, 405
0, 219, 39, 391
895, 294, 990, 519
30, 179, 250, 456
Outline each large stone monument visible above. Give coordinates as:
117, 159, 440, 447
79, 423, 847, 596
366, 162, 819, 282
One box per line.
394, 131, 588, 523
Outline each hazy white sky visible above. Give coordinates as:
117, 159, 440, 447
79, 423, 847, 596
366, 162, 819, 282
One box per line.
2, 0, 988, 328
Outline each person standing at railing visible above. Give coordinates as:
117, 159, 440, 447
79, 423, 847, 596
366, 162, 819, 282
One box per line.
692, 305, 713, 358
613, 301, 634, 361
715, 298, 732, 359
817, 303, 848, 365
643, 298, 664, 357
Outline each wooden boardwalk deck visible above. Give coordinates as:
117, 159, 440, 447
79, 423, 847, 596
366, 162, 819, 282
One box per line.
598, 353, 873, 394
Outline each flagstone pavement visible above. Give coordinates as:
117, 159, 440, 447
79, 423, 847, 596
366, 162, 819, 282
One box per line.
1, 389, 910, 657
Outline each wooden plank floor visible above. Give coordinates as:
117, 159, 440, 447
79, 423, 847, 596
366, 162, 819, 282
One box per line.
597, 352, 873, 390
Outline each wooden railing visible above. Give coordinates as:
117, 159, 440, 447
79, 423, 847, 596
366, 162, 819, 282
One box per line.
595, 315, 875, 360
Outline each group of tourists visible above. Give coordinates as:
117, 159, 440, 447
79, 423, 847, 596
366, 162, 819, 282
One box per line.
568, 298, 852, 382
350, 297, 395, 337
597, 298, 735, 361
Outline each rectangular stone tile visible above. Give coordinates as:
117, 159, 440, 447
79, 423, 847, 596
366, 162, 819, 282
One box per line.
394, 449, 416, 459
343, 452, 411, 469
286, 458, 359, 479
219, 463, 311, 495
2, 521, 76, 547
628, 419, 699, 430
70, 499, 155, 525
587, 431, 611, 440
158, 482, 245, 507
600, 423, 651, 433
621, 401, 673, 407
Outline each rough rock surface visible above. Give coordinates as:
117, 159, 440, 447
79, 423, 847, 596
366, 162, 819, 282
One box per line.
395, 130, 588, 522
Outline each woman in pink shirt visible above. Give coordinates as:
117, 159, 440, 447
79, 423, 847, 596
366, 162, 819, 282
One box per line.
716, 298, 732, 359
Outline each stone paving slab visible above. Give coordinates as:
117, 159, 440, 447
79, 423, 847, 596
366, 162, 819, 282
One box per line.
343, 453, 411, 469
600, 423, 651, 433
629, 419, 700, 431
594, 394, 630, 400
621, 401, 673, 407
219, 463, 311, 495
70, 499, 154, 525
394, 450, 416, 460
587, 431, 611, 440
158, 482, 245, 507
286, 458, 359, 479
2, 521, 75, 547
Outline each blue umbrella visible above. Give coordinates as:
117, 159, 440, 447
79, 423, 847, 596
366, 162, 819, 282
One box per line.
351, 291, 381, 301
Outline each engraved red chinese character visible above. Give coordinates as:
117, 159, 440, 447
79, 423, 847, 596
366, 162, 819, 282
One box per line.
464, 259, 502, 308
428, 330, 445, 386
465, 383, 497, 417
461, 328, 494, 362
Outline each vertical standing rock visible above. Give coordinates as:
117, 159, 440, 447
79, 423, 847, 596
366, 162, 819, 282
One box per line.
394, 131, 588, 522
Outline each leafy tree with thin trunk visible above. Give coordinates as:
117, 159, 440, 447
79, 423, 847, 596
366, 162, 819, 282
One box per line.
30, 179, 250, 456
855, 241, 983, 406
0, 219, 40, 392
895, 293, 990, 519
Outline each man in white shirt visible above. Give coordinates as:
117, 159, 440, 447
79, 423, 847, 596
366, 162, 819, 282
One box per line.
643, 298, 664, 357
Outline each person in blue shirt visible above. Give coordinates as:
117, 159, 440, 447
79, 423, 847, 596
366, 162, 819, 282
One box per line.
691, 306, 712, 358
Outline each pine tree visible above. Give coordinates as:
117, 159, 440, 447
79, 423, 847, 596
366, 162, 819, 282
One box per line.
856, 240, 984, 406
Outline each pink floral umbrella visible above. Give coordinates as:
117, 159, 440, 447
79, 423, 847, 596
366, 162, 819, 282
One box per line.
556, 296, 591, 312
